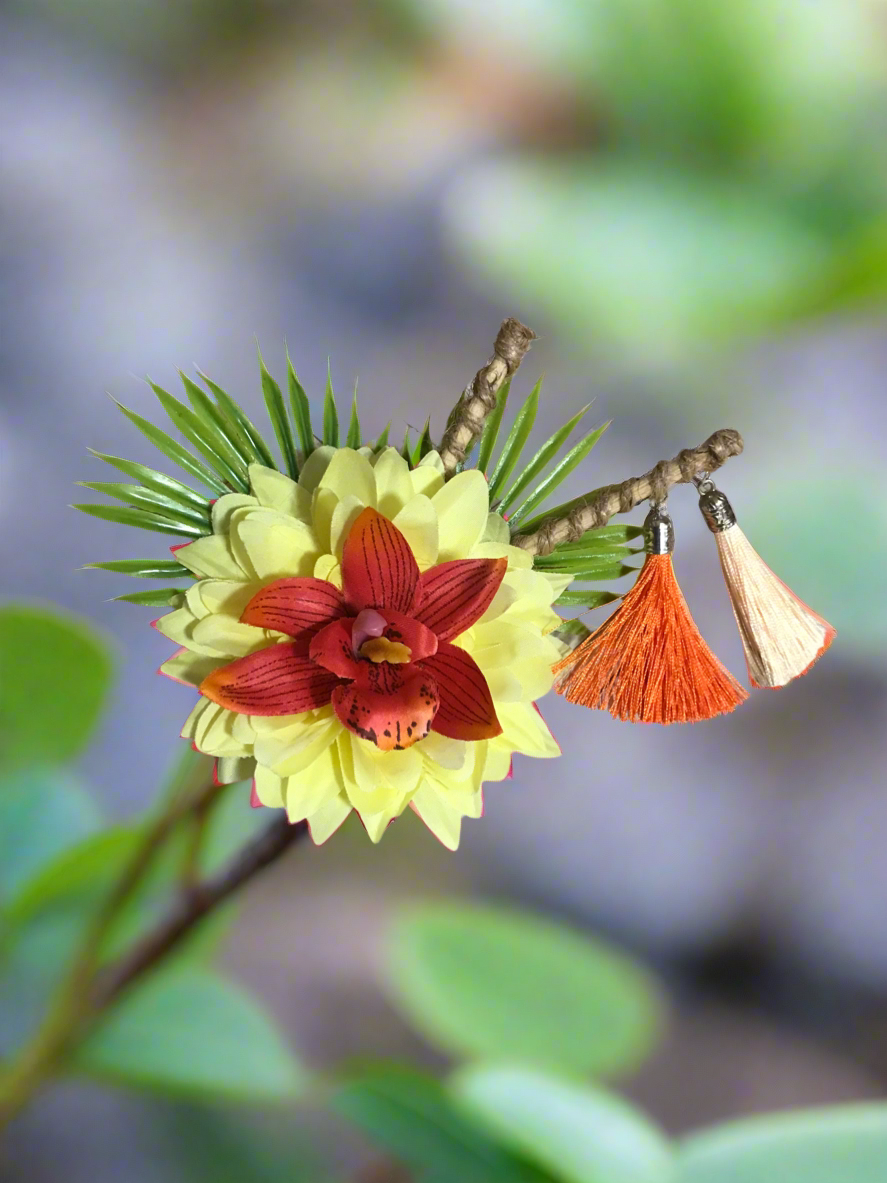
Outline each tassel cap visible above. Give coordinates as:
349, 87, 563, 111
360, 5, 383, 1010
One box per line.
699, 485, 737, 534
644, 504, 675, 555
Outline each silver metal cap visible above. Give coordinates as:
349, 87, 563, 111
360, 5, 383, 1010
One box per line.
643, 503, 674, 555
698, 486, 737, 534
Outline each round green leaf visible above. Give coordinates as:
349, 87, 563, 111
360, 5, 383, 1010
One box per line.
76, 967, 305, 1102
0, 605, 113, 771
0, 770, 102, 903
385, 902, 663, 1075
452, 1064, 675, 1183
677, 1104, 887, 1183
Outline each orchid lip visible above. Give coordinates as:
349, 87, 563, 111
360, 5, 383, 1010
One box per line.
351, 608, 388, 656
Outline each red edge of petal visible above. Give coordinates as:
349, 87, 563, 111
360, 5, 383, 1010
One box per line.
200, 643, 341, 716
423, 642, 501, 741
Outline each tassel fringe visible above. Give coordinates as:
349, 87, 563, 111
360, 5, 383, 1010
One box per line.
554, 554, 747, 724
713, 525, 836, 688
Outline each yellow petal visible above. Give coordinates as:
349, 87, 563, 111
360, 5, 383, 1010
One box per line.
482, 742, 514, 782
410, 782, 464, 850
155, 605, 218, 656
193, 579, 255, 619
298, 445, 336, 493
359, 805, 404, 844
311, 487, 337, 554
190, 616, 277, 657
180, 697, 213, 740
409, 460, 445, 499
314, 553, 343, 588
217, 755, 256, 785
497, 702, 560, 758
230, 508, 319, 580
248, 464, 311, 520
255, 764, 285, 808
284, 744, 345, 823
471, 541, 534, 570
176, 534, 245, 579
318, 447, 377, 508
195, 702, 246, 757
305, 796, 352, 844
373, 448, 414, 519
330, 494, 367, 560
261, 713, 342, 776
212, 493, 258, 534
482, 512, 510, 545
160, 649, 226, 687
432, 469, 490, 560
393, 495, 438, 570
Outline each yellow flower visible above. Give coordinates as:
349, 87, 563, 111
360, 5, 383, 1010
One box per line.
157, 447, 569, 849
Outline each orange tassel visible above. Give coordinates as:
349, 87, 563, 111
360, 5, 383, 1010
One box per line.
698, 481, 836, 688
554, 504, 747, 724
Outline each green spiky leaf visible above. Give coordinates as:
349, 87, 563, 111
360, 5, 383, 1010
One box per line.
76, 482, 210, 531
476, 377, 511, 476
83, 559, 192, 580
323, 365, 339, 447
411, 418, 432, 466
374, 423, 391, 451
258, 354, 299, 479
552, 618, 592, 649
510, 422, 611, 526
554, 523, 644, 549
562, 561, 638, 582
286, 352, 314, 460
346, 385, 362, 449
113, 588, 186, 607
197, 370, 277, 470
555, 589, 622, 608
535, 546, 641, 569
150, 382, 249, 492
73, 503, 205, 538
112, 401, 227, 495
499, 403, 591, 513
179, 373, 257, 471
488, 379, 541, 502
401, 426, 413, 462
87, 451, 210, 514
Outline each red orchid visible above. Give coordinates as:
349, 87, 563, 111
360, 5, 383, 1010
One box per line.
200, 508, 507, 751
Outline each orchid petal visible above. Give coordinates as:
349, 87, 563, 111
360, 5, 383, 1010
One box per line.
200, 642, 340, 716
414, 558, 506, 642
310, 618, 362, 680
331, 663, 438, 751
241, 577, 346, 638
423, 642, 501, 741
341, 507, 419, 613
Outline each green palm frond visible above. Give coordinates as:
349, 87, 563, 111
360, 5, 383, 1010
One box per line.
114, 588, 186, 607
554, 589, 621, 609
258, 350, 299, 479
83, 559, 192, 580
286, 351, 315, 459
76, 482, 211, 532
374, 423, 391, 450
150, 381, 249, 492
86, 450, 211, 514
487, 379, 540, 502
323, 364, 339, 447
197, 369, 277, 470
476, 377, 511, 475
346, 384, 362, 448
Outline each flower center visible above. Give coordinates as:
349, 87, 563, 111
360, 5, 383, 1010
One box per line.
351, 608, 388, 655
359, 636, 412, 664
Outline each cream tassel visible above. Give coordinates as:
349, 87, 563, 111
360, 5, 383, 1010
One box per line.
698, 481, 836, 689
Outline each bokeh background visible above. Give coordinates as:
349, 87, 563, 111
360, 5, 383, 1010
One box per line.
2, 0, 887, 1178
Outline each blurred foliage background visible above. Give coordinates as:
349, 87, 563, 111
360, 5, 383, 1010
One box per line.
2, 0, 887, 1179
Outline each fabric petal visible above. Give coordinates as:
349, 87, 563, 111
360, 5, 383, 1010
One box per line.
393, 495, 439, 570
230, 508, 319, 581
297, 445, 336, 493
160, 648, 226, 688
310, 617, 362, 680
175, 534, 245, 579
341, 507, 419, 613
305, 796, 352, 844
241, 577, 346, 639
212, 493, 258, 534
318, 447, 377, 508
248, 464, 311, 520
497, 701, 560, 757
216, 755, 257, 785
190, 615, 275, 658
382, 611, 438, 662
254, 764, 286, 808
331, 663, 439, 751
330, 493, 368, 560
414, 558, 507, 642
410, 782, 465, 851
373, 448, 414, 518
313, 553, 343, 588
431, 469, 489, 560
200, 642, 340, 716
423, 642, 501, 741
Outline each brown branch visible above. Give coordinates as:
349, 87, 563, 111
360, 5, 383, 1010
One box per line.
512, 428, 744, 556
93, 817, 309, 1009
438, 317, 536, 474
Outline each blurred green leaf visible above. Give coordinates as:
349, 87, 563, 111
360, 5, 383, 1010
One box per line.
385, 902, 663, 1076
453, 1064, 675, 1183
676, 1104, 887, 1183
332, 1066, 554, 1183
0, 770, 102, 903
259, 354, 300, 480
76, 967, 305, 1101
0, 606, 113, 772
446, 161, 830, 359
489, 380, 541, 502
476, 377, 512, 476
